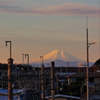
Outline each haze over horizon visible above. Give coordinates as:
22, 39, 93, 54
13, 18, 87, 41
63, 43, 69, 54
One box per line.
0, 0, 99, 64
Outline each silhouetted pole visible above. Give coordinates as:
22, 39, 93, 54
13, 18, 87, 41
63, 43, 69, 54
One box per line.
40, 56, 44, 65
40, 56, 45, 100
6, 41, 12, 58
86, 19, 97, 100
25, 54, 29, 65
41, 64, 45, 100
86, 18, 89, 100
7, 58, 13, 100
51, 62, 55, 100
22, 53, 24, 64
5, 41, 13, 100
56, 74, 59, 94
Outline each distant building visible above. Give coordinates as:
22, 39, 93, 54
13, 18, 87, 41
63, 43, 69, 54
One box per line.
66, 72, 100, 100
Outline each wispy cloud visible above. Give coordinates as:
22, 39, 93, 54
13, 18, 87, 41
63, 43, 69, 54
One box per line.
0, 1, 15, 5
0, 2, 99, 17
0, 32, 21, 38
37, 3, 99, 16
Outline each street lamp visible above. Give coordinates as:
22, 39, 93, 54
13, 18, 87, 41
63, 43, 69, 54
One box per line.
25, 54, 29, 65
22, 53, 24, 64
5, 41, 13, 100
5, 41, 12, 58
40, 56, 44, 65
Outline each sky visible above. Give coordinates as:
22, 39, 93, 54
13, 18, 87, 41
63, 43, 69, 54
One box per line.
0, 0, 100, 64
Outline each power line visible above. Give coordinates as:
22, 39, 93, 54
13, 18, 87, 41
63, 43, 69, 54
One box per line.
6, 47, 22, 60
0, 66, 19, 77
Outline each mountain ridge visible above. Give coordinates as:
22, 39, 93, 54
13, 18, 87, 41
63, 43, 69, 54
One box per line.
30, 50, 94, 67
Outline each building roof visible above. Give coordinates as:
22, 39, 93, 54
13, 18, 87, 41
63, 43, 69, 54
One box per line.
66, 72, 100, 78
0, 88, 26, 95
45, 94, 81, 99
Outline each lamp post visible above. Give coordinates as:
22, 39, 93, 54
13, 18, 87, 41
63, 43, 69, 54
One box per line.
25, 54, 29, 65
22, 53, 24, 64
40, 56, 44, 65
6, 41, 12, 58
5, 41, 13, 100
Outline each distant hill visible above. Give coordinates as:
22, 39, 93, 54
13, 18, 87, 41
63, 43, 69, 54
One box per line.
31, 50, 94, 67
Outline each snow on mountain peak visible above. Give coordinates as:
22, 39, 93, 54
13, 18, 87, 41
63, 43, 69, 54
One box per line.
31, 49, 84, 63
44, 49, 66, 60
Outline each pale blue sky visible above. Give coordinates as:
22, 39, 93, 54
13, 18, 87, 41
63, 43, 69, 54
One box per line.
0, 0, 99, 64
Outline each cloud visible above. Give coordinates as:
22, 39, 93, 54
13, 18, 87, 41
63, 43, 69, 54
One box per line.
0, 32, 21, 38
0, 2, 99, 17
38, 3, 98, 16
0, 1, 15, 5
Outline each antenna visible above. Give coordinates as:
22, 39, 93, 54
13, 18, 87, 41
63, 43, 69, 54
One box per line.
86, 16, 88, 30
99, 0, 100, 58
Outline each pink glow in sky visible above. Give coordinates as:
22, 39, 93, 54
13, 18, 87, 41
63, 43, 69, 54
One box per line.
0, 0, 99, 64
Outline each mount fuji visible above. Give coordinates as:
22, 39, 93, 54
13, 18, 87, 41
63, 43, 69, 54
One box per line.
31, 50, 93, 67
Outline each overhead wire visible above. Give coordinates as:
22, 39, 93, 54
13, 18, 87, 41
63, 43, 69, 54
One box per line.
6, 46, 22, 60
0, 45, 22, 63
0, 67, 20, 77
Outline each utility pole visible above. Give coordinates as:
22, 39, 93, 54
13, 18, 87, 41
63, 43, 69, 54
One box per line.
86, 18, 97, 100
7, 58, 13, 100
40, 56, 45, 100
56, 74, 59, 94
6, 41, 13, 100
51, 62, 55, 100
86, 18, 89, 100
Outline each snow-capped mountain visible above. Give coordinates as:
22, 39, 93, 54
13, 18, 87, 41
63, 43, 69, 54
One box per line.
31, 50, 84, 63
30, 50, 91, 67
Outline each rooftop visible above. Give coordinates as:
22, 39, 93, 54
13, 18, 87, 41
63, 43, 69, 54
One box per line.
66, 72, 100, 78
